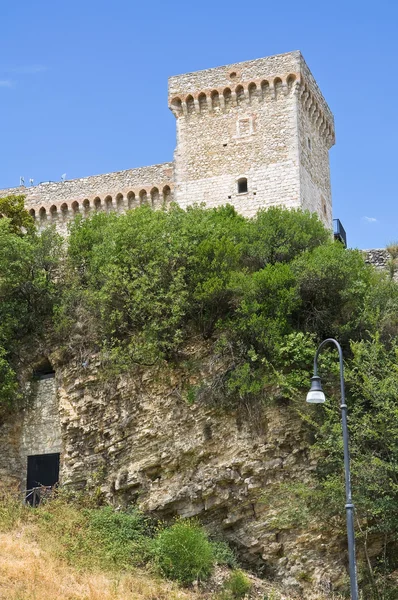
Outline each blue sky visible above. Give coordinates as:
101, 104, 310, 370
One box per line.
0, 0, 397, 249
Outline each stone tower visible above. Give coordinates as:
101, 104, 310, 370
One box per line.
169, 51, 335, 228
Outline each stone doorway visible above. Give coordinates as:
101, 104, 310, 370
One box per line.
26, 453, 60, 505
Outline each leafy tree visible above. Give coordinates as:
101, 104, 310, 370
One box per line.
0, 201, 61, 410
0, 194, 35, 234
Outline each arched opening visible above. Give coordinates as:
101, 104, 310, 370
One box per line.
150, 187, 160, 208
186, 95, 195, 115
33, 357, 55, 380
71, 201, 79, 214
170, 97, 183, 116
139, 189, 148, 205
198, 92, 207, 113
223, 88, 232, 109
83, 199, 90, 213
274, 77, 283, 98
61, 203, 68, 218
116, 193, 124, 211
94, 197, 101, 210
29, 208, 36, 219
261, 80, 269, 99
237, 178, 248, 194
39, 207, 47, 220
49, 205, 57, 219
163, 185, 171, 204
248, 82, 258, 103
287, 74, 296, 91
127, 191, 136, 209
104, 195, 112, 211
211, 90, 220, 110
236, 85, 245, 106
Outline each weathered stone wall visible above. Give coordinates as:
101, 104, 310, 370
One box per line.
364, 248, 398, 281
365, 248, 390, 270
20, 377, 62, 481
0, 376, 61, 491
297, 84, 333, 228
0, 163, 174, 235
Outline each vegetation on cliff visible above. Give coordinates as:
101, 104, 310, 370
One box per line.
1, 197, 398, 596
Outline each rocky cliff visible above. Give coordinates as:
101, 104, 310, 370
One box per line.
0, 340, 350, 596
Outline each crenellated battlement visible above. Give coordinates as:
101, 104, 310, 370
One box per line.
168, 51, 334, 149
169, 73, 300, 116
0, 163, 174, 231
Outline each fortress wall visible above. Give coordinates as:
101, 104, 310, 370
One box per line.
0, 162, 175, 230
365, 249, 390, 269
297, 89, 333, 229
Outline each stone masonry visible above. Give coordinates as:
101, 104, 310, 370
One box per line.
0, 51, 335, 231
0, 376, 62, 492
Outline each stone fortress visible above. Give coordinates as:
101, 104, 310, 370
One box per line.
0, 51, 335, 232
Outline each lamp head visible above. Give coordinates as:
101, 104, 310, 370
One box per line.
306, 375, 326, 404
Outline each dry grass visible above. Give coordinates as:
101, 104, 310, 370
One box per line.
0, 496, 341, 600
0, 528, 197, 600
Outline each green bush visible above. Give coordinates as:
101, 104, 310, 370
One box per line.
154, 519, 215, 584
212, 540, 238, 568
35, 500, 153, 571
87, 505, 154, 567
224, 569, 252, 598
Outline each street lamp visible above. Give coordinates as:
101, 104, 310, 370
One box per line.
307, 338, 359, 600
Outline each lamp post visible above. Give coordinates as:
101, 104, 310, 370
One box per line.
307, 338, 359, 600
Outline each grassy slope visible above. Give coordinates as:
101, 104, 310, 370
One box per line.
0, 496, 335, 600
0, 528, 194, 600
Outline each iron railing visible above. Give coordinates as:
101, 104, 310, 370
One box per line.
24, 485, 54, 507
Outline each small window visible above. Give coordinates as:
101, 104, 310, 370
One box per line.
237, 178, 248, 194
308, 137, 311, 150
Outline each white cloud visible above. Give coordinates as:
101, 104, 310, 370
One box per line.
9, 65, 47, 74
0, 80, 13, 88
363, 216, 378, 223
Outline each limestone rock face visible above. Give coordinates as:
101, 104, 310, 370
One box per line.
0, 344, 348, 593
54, 352, 343, 593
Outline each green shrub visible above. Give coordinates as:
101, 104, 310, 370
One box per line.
87, 505, 154, 567
212, 540, 238, 568
154, 519, 215, 584
36, 500, 153, 571
224, 569, 252, 598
